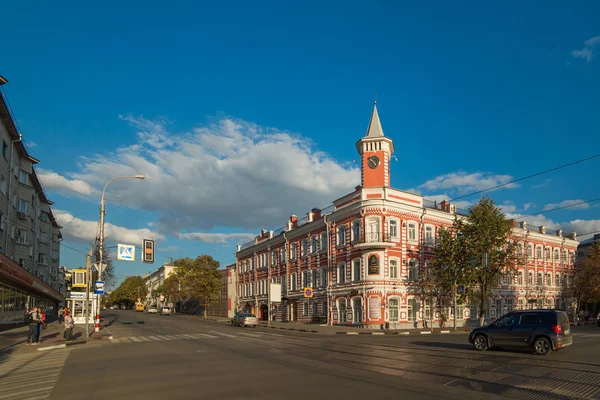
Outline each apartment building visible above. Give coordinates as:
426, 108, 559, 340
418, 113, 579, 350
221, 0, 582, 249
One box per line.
0, 75, 63, 327
235, 102, 578, 329
143, 262, 177, 308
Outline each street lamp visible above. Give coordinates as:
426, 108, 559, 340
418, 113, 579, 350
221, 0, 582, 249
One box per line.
95, 175, 145, 332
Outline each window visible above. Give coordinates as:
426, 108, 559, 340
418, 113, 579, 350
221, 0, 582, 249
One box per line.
545, 248, 551, 261
302, 270, 308, 288
51, 250, 58, 260
528, 272, 533, 285
281, 275, 287, 293
389, 220, 398, 238
518, 243, 523, 255
0, 174, 6, 195
555, 274, 560, 287
303, 301, 309, 316
290, 273, 297, 291
271, 250, 277, 265
312, 269, 320, 287
337, 263, 346, 284
389, 298, 399, 322
408, 259, 418, 281
337, 226, 346, 246
352, 259, 360, 282
528, 245, 533, 259
18, 170, 29, 185
546, 273, 552, 286
2, 140, 7, 159
408, 223, 417, 241
352, 220, 361, 242
537, 246, 542, 259
15, 229, 27, 244
337, 299, 347, 323
302, 239, 308, 257
321, 267, 328, 286
389, 260, 399, 279
554, 249, 559, 262
407, 298, 419, 322
425, 226, 434, 244
320, 231, 327, 251
520, 314, 541, 326
494, 314, 516, 328
291, 243, 297, 259
537, 272, 543, 286
561, 250, 567, 263
311, 236, 317, 253
518, 271, 523, 285
352, 298, 362, 323
507, 298, 514, 313
281, 248, 286, 263
495, 298, 503, 315
17, 199, 28, 213
518, 298, 525, 310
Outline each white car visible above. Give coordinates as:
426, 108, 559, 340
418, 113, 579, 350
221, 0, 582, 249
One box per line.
159, 307, 171, 315
147, 307, 158, 314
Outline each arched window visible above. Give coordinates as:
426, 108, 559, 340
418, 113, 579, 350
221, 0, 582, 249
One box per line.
518, 271, 523, 285
352, 220, 362, 242
337, 298, 347, 323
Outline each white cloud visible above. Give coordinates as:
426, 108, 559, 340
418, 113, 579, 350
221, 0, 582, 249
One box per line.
53, 115, 358, 234
562, 219, 600, 237
542, 199, 589, 212
55, 209, 165, 244
504, 213, 600, 237
38, 169, 96, 197
523, 203, 534, 211
504, 213, 561, 230
418, 171, 517, 195
572, 35, 600, 63
499, 203, 517, 213
423, 194, 472, 210
177, 232, 255, 244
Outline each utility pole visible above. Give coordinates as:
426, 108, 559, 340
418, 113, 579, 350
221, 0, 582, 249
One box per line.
453, 267, 457, 331
85, 250, 92, 338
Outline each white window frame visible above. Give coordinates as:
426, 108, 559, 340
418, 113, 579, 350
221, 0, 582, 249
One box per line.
425, 225, 434, 244
312, 269, 319, 288
388, 298, 400, 322
320, 231, 327, 252
291, 243, 298, 260
302, 270, 309, 288
389, 219, 399, 239
389, 259, 399, 279
351, 220, 361, 242
321, 266, 328, 287
290, 273, 297, 291
18, 169, 29, 185
337, 225, 347, 246
408, 259, 418, 281
311, 236, 318, 253
17, 199, 28, 214
408, 223, 417, 241
302, 239, 308, 257
518, 271, 523, 285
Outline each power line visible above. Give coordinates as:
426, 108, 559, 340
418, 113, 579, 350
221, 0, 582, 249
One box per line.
59, 242, 87, 255
516, 197, 600, 220
449, 153, 600, 202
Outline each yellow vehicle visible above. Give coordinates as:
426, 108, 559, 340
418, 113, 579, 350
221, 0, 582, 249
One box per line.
135, 302, 145, 312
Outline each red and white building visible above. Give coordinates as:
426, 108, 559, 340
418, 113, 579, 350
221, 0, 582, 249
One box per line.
235, 103, 578, 328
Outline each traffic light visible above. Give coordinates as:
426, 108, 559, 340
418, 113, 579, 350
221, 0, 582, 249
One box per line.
142, 239, 154, 264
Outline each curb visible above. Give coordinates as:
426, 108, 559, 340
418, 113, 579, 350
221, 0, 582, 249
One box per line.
38, 344, 66, 352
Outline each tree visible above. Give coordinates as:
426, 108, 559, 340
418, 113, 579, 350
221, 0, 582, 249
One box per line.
462, 196, 520, 326
430, 217, 473, 328
175, 255, 221, 318
110, 276, 147, 308
568, 241, 600, 315
93, 241, 116, 289
156, 274, 181, 306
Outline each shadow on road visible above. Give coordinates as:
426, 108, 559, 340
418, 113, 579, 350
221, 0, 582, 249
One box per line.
410, 341, 473, 351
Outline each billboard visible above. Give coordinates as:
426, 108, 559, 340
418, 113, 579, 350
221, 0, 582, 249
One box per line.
269, 283, 282, 302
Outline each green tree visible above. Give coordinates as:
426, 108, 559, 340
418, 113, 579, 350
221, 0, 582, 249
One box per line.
92, 242, 116, 288
462, 196, 520, 326
430, 217, 473, 328
156, 274, 181, 306
568, 241, 600, 315
110, 276, 147, 308
175, 255, 221, 318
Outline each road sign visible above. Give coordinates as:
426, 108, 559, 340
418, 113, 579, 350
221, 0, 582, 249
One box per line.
303, 288, 313, 298
93, 262, 108, 271
94, 281, 105, 295
457, 285, 465, 294
69, 292, 86, 299
117, 244, 136, 261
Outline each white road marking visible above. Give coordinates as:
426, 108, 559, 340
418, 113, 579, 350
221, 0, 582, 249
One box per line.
156, 335, 171, 340
165, 335, 182, 340
209, 331, 237, 338
194, 333, 219, 339
110, 339, 121, 343
128, 336, 143, 342
139, 336, 152, 342
148, 336, 163, 341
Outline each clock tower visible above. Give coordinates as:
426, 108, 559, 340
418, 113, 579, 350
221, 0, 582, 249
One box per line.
356, 102, 395, 188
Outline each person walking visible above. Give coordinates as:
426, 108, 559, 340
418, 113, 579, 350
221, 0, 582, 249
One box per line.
35, 308, 46, 344
58, 307, 64, 324
25, 307, 40, 345
64, 309, 74, 342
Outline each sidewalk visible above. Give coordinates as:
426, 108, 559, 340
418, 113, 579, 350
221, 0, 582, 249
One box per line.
179, 314, 470, 335
0, 318, 109, 355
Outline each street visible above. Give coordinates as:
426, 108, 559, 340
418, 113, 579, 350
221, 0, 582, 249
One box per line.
3, 311, 600, 399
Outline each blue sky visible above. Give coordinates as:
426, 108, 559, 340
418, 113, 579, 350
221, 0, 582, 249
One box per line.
1, 1, 599, 287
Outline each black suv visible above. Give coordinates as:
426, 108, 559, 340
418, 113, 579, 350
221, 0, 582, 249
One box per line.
468, 309, 572, 355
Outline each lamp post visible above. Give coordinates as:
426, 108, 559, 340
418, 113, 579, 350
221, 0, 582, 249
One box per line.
95, 175, 145, 332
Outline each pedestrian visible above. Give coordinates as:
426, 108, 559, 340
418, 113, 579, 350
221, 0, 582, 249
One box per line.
35, 308, 46, 343
64, 309, 74, 342
25, 307, 40, 345
441, 312, 447, 329
58, 306, 64, 324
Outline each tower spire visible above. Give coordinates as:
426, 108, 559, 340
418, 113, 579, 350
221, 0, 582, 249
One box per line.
365, 101, 384, 138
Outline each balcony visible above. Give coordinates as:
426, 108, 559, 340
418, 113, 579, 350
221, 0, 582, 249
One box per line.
354, 232, 395, 249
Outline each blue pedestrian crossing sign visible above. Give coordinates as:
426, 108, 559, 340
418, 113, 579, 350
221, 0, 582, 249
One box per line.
117, 244, 136, 261
94, 281, 105, 295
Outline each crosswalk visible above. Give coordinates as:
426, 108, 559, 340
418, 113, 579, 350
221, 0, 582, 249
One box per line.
109, 330, 283, 344
0, 349, 70, 400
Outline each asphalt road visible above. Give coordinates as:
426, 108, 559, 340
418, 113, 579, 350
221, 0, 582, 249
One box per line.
5, 310, 600, 399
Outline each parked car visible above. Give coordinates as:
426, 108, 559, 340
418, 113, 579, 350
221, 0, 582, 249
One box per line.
147, 307, 158, 314
159, 306, 171, 315
468, 309, 572, 355
232, 313, 258, 327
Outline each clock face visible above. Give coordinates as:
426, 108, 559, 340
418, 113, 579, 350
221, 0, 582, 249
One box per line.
367, 155, 380, 169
